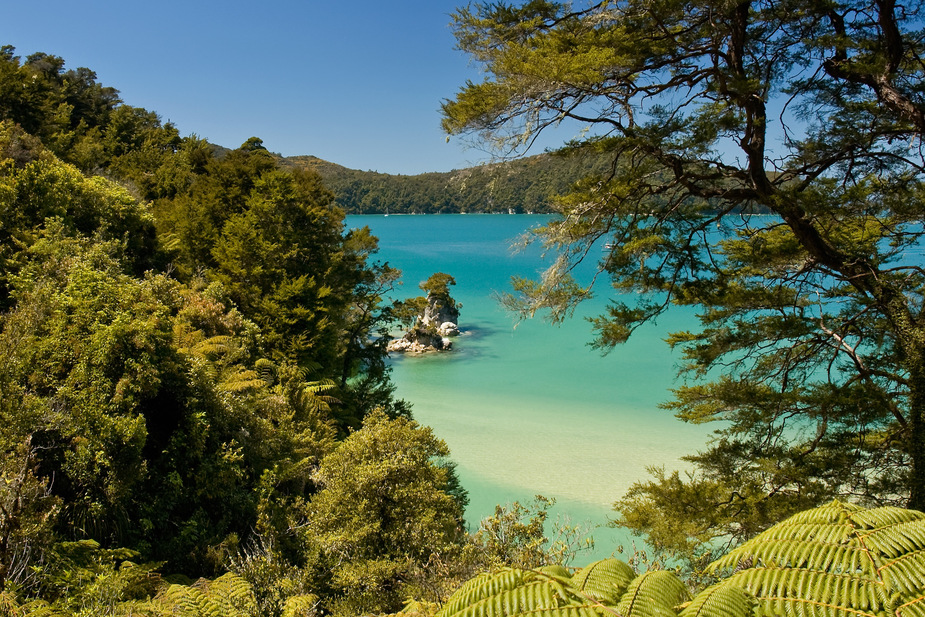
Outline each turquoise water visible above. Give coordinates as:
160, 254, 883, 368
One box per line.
348, 214, 712, 563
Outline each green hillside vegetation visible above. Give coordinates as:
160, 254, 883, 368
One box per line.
282, 151, 615, 214
0, 45, 479, 615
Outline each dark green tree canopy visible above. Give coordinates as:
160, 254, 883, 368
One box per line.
443, 0, 925, 556
0, 46, 426, 597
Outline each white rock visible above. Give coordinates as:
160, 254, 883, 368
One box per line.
438, 322, 460, 336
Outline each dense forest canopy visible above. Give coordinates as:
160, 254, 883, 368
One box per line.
283, 150, 615, 214
443, 0, 925, 577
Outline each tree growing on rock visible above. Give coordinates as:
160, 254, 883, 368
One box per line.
390, 272, 461, 352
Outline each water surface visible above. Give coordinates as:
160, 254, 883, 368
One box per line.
348, 214, 712, 562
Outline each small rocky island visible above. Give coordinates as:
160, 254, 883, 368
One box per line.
388, 272, 461, 353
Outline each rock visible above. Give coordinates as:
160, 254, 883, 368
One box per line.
387, 339, 413, 352
437, 322, 459, 337
388, 281, 461, 354
421, 295, 460, 329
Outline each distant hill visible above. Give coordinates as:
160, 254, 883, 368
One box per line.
281, 150, 614, 214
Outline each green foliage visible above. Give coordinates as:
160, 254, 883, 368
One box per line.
0, 47, 119, 171
0, 439, 60, 590
305, 410, 465, 615
438, 502, 925, 617
473, 496, 593, 571
225, 534, 323, 617
283, 150, 615, 214
148, 572, 258, 617
0, 42, 471, 614
702, 500, 925, 617
421, 272, 456, 299
436, 559, 690, 617
26, 539, 162, 616
0, 121, 158, 307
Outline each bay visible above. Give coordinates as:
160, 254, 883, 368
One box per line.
347, 214, 712, 563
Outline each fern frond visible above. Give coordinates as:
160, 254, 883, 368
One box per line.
254, 357, 277, 385
711, 538, 874, 574
539, 564, 572, 579
190, 335, 233, 358
864, 518, 925, 558
0, 592, 20, 617
758, 594, 880, 617
698, 501, 925, 617
897, 593, 925, 617
301, 378, 339, 413
200, 572, 258, 613
678, 583, 756, 617
438, 569, 533, 616
15, 600, 58, 617
455, 578, 565, 617
218, 366, 266, 393
437, 566, 623, 617
722, 567, 886, 613
881, 549, 925, 595
852, 507, 924, 531
570, 558, 636, 603
616, 570, 690, 617
152, 573, 257, 617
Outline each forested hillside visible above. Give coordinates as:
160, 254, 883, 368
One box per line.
0, 44, 486, 615
283, 151, 614, 214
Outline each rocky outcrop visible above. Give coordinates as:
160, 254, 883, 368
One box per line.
421, 294, 459, 331
389, 290, 461, 353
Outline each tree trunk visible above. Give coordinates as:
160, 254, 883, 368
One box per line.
908, 365, 925, 511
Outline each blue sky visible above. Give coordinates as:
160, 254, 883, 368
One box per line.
3, 0, 563, 175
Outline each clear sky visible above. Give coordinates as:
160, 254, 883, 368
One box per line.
2, 0, 556, 175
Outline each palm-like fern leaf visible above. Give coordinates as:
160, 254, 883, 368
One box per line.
570, 559, 636, 604
218, 365, 267, 393
616, 570, 690, 617
678, 582, 756, 617
706, 500, 925, 617
436, 567, 617, 617
254, 357, 277, 385
152, 572, 257, 616
301, 378, 339, 413
439, 502, 925, 617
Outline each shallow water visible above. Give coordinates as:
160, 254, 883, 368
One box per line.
348, 214, 712, 563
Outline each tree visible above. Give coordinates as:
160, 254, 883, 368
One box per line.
443, 0, 925, 557
304, 410, 465, 615
420, 273, 459, 310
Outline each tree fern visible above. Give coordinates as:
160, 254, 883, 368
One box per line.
281, 593, 320, 617
150, 572, 258, 617
437, 502, 925, 617
218, 365, 267, 393
254, 357, 277, 385
435, 567, 613, 617
705, 500, 925, 617
300, 378, 338, 414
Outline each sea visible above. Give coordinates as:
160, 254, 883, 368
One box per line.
346, 214, 713, 564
